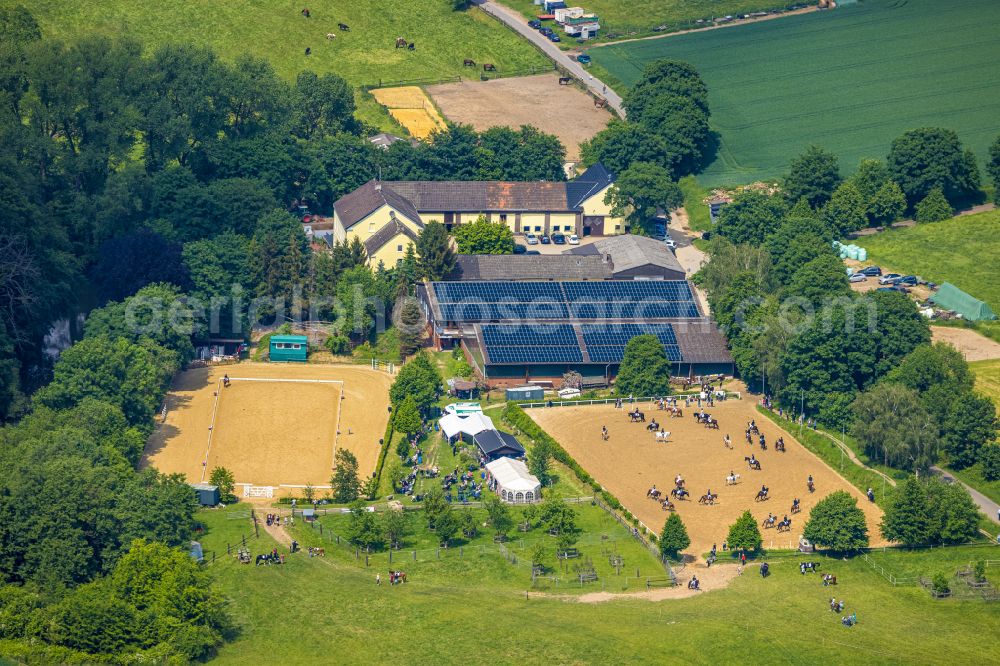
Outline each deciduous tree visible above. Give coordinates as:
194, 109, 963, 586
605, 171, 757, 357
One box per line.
331, 449, 361, 503
658, 513, 690, 560
726, 510, 762, 553
615, 335, 670, 397
803, 491, 869, 551
415, 221, 456, 280
915, 186, 952, 223
452, 215, 514, 254
784, 145, 842, 208
887, 128, 980, 206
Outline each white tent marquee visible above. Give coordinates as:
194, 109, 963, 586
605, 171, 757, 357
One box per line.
485, 457, 541, 504
439, 412, 494, 442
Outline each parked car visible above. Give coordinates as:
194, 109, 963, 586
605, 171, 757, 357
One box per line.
568, 234, 580, 245
552, 233, 566, 244
524, 233, 539, 245
539, 27, 553, 35
525, 250, 541, 255
898, 275, 918, 286
540, 234, 551, 244
549, 34, 561, 42
859, 265, 882, 277
577, 54, 591, 64
513, 243, 527, 254
878, 273, 902, 285
528, 19, 542, 28
664, 238, 677, 250
849, 273, 867, 283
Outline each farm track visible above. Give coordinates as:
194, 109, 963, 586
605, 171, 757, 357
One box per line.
472, 0, 625, 117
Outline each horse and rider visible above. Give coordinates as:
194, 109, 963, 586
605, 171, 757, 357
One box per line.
601, 425, 609, 441
807, 475, 815, 493
790, 497, 801, 513
755, 485, 770, 502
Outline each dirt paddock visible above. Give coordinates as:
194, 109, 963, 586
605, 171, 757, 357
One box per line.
528, 398, 886, 557
143, 363, 392, 494
425, 73, 612, 162
931, 326, 1000, 361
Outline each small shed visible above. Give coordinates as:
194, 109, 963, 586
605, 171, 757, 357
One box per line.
302, 508, 316, 523
506, 385, 544, 401
269, 334, 308, 362
485, 457, 541, 504
447, 378, 478, 399
189, 541, 204, 562
474, 430, 526, 461
191, 483, 220, 506
930, 282, 997, 321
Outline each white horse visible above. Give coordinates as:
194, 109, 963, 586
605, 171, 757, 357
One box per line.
326, 33, 337, 40
725, 473, 740, 486
655, 430, 671, 442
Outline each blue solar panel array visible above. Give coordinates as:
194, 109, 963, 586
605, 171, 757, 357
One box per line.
482, 324, 577, 346
587, 344, 682, 363
581, 323, 677, 347
486, 346, 583, 364
432, 280, 699, 323
562, 281, 693, 302
436, 281, 698, 366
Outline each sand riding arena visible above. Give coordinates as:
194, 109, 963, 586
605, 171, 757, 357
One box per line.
143, 363, 392, 497
527, 397, 886, 556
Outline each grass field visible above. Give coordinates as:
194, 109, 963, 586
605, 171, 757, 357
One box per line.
11, 0, 547, 131
859, 209, 1000, 312
589, 0, 1000, 186
197, 505, 1000, 664
497, 0, 806, 41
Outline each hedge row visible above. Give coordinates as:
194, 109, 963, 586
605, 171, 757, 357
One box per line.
502, 403, 655, 538
372, 417, 396, 498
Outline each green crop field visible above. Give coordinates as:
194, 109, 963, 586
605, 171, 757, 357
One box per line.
859, 209, 1000, 312
7, 0, 548, 130
196, 506, 1000, 663
590, 0, 1000, 186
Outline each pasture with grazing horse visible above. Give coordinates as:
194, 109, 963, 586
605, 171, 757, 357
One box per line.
527, 396, 886, 555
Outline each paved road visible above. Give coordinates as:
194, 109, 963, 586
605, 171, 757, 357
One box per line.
472, 0, 625, 118
932, 466, 1000, 526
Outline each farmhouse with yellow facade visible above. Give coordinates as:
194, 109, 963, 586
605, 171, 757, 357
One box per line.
331, 163, 623, 265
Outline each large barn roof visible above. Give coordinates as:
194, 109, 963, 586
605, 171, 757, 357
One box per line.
567, 235, 684, 277
448, 254, 614, 281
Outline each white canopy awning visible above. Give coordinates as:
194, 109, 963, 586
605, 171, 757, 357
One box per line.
486, 457, 541, 495
439, 412, 494, 440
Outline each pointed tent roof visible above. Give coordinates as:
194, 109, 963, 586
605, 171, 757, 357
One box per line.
485, 457, 540, 493
439, 412, 495, 440
333, 180, 423, 230
929, 282, 997, 321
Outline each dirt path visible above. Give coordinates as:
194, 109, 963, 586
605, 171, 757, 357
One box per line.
471, 0, 624, 116
671, 206, 710, 314
931, 326, 1000, 362
575, 563, 742, 603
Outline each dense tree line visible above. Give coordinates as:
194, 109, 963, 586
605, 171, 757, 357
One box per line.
0, 283, 229, 660
0, 8, 565, 420
701, 187, 930, 426
583, 60, 713, 179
